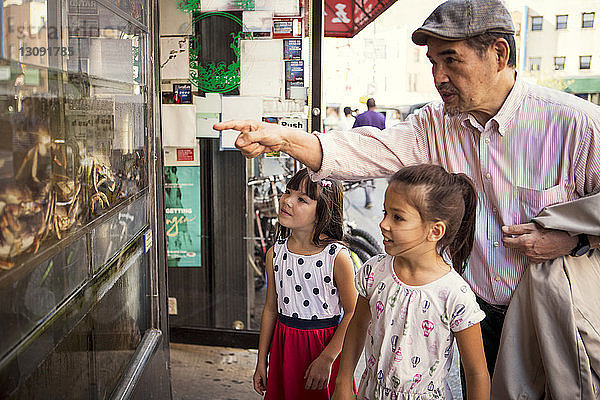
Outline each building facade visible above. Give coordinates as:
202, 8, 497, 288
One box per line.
518, 0, 600, 104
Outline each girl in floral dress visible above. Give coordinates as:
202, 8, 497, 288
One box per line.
333, 164, 489, 400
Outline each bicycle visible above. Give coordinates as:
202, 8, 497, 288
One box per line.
247, 173, 291, 290
342, 180, 383, 269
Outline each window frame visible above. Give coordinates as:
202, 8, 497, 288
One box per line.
582, 12, 595, 28
554, 56, 566, 70
529, 57, 542, 71
556, 14, 568, 30
579, 55, 592, 69
531, 16, 544, 31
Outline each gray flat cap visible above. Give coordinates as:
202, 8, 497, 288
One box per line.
412, 0, 515, 45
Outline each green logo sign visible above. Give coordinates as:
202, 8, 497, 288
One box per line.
179, 0, 255, 93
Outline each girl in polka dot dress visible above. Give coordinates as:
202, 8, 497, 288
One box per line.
254, 168, 358, 400
333, 165, 490, 400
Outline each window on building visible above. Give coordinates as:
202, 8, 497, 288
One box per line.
556, 15, 568, 29
580, 55, 592, 69
582, 12, 595, 28
554, 56, 566, 70
7, 16, 14, 33
529, 57, 542, 71
531, 16, 543, 31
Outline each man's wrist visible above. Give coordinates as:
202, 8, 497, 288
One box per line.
589, 235, 600, 250
571, 233, 591, 257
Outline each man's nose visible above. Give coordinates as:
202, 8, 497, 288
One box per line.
433, 65, 449, 85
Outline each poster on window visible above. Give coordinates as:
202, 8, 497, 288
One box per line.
165, 166, 202, 267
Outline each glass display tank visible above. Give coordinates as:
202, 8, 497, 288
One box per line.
0, 0, 171, 397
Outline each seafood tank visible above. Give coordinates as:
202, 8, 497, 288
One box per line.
0, 0, 171, 397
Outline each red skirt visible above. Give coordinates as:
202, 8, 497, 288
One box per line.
265, 315, 355, 400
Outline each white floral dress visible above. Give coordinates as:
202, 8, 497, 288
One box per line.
355, 254, 485, 400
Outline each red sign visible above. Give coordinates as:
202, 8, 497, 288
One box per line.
324, 0, 397, 37
176, 148, 194, 161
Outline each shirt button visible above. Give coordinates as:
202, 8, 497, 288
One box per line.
484, 138, 491, 144
493, 241, 500, 247
485, 173, 491, 180
495, 276, 501, 282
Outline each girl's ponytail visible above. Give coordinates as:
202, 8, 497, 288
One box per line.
448, 173, 477, 274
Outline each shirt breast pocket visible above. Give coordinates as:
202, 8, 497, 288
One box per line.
516, 183, 571, 223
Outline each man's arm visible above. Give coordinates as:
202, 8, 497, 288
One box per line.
213, 120, 323, 171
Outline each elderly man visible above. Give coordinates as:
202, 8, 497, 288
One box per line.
215, 0, 600, 380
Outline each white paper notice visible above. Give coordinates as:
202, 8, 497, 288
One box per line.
161, 104, 197, 147
243, 11, 273, 37
194, 93, 222, 113
194, 94, 221, 138
220, 96, 262, 150
160, 36, 190, 80
240, 40, 284, 97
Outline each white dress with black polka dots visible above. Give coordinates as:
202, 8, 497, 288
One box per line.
272, 238, 346, 320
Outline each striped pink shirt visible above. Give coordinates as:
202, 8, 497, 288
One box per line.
313, 78, 600, 305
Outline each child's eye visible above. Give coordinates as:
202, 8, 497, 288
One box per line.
298, 197, 307, 203
393, 214, 403, 221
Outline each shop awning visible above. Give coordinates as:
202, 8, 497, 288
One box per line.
563, 77, 600, 94
324, 0, 397, 37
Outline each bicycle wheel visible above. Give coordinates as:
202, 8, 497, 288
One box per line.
346, 235, 380, 259
349, 227, 383, 254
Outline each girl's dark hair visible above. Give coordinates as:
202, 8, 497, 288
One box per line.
277, 168, 344, 247
389, 165, 477, 274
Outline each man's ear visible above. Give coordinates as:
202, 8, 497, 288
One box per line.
493, 38, 510, 71
428, 221, 446, 242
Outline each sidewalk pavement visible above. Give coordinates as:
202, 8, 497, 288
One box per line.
170, 343, 261, 400
170, 342, 461, 399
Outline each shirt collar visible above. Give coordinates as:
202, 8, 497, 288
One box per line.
491, 73, 525, 137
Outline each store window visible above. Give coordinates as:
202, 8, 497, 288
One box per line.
0, 0, 167, 396
580, 55, 592, 69
554, 56, 566, 70
161, 0, 311, 340
556, 15, 568, 30
529, 57, 542, 71
531, 16, 543, 31
582, 12, 595, 28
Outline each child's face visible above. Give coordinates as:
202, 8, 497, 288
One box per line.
379, 184, 432, 257
278, 184, 317, 232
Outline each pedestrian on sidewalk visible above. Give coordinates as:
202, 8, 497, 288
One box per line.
352, 98, 385, 209
253, 168, 358, 399
333, 165, 489, 400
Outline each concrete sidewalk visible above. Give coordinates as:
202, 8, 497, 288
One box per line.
170, 343, 261, 400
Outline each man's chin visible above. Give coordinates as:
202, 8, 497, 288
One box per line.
442, 101, 463, 117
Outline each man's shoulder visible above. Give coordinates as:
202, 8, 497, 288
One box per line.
523, 80, 600, 119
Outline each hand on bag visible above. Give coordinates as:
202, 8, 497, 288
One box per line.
502, 222, 578, 263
